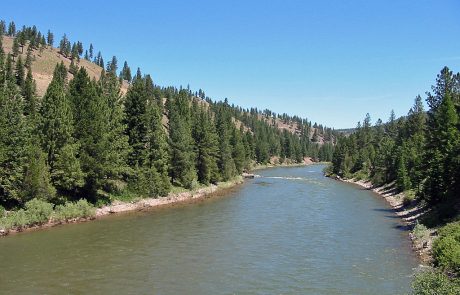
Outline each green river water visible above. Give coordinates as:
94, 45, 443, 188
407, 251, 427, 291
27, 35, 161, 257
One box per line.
0, 165, 418, 294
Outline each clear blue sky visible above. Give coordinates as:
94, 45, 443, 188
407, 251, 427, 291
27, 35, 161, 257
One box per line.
3, 0, 460, 128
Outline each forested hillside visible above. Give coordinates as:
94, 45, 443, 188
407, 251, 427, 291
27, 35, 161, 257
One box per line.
0, 19, 337, 211
329, 67, 460, 293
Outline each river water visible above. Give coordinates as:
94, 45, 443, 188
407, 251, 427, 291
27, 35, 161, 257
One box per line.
0, 165, 418, 294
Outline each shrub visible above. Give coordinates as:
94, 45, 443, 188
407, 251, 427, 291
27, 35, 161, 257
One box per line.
6, 209, 29, 230
0, 205, 5, 217
53, 199, 95, 222
413, 222, 429, 240
438, 222, 460, 240
403, 190, 416, 206
432, 222, 460, 274
24, 199, 53, 225
412, 269, 460, 295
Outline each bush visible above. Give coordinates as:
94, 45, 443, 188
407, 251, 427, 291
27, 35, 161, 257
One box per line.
0, 205, 5, 218
413, 222, 429, 240
432, 223, 460, 274
53, 199, 96, 222
412, 269, 460, 295
403, 190, 416, 206
6, 209, 29, 230
24, 199, 53, 225
438, 222, 460, 240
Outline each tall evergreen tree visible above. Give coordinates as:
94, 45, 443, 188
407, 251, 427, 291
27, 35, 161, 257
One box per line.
0, 68, 29, 205
12, 37, 19, 61
192, 105, 220, 184
69, 68, 119, 198
15, 55, 25, 88
167, 91, 197, 188
40, 63, 84, 195
215, 103, 236, 180
7, 21, 16, 36
46, 30, 53, 47
89, 43, 94, 60
23, 68, 37, 117
124, 76, 148, 167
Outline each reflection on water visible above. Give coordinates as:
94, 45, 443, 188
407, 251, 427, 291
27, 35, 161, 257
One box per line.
0, 165, 417, 294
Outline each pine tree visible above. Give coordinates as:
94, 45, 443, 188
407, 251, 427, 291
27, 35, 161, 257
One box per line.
76, 41, 83, 56
107, 56, 117, 74
69, 59, 78, 74
12, 38, 19, 61
230, 127, 246, 174
89, 43, 94, 60
99, 69, 130, 185
25, 46, 33, 69
46, 30, 53, 47
145, 94, 171, 195
120, 61, 132, 82
59, 34, 67, 56
423, 68, 460, 204
215, 104, 236, 180
69, 68, 118, 198
0, 70, 29, 205
7, 21, 16, 36
193, 106, 220, 184
71, 42, 79, 61
0, 20, 5, 36
17, 31, 26, 53
124, 76, 149, 167
15, 55, 25, 88
40, 63, 84, 195
22, 146, 56, 202
23, 68, 37, 117
167, 91, 197, 188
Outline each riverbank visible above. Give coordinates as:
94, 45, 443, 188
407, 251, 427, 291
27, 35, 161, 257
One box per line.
96, 176, 244, 217
1, 161, 316, 238
250, 158, 318, 171
332, 176, 433, 263
0, 176, 244, 237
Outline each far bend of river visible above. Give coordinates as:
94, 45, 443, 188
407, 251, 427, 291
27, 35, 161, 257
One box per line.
0, 165, 419, 294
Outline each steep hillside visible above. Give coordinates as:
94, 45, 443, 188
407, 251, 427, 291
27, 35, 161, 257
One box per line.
2, 34, 334, 144
2, 36, 129, 96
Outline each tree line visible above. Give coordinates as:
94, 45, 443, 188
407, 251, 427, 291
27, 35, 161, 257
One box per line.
331, 66, 459, 212
0, 21, 336, 209
329, 67, 460, 292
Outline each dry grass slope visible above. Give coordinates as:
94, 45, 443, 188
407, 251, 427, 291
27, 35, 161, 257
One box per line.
2, 36, 128, 97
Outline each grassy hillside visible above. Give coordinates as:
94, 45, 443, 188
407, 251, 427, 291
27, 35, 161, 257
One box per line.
2, 36, 129, 97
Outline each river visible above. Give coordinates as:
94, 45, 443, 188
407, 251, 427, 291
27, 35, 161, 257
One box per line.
0, 165, 418, 294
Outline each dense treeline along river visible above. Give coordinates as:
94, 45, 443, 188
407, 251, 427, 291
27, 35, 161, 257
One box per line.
0, 165, 417, 294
